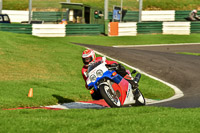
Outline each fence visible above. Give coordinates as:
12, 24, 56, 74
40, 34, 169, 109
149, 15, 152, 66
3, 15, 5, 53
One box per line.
163, 22, 190, 35
137, 22, 163, 34
32, 12, 65, 23
2, 10, 198, 24
0, 24, 104, 36
66, 24, 104, 35
2, 10, 29, 23
118, 22, 137, 36
108, 21, 195, 36
175, 11, 191, 21
109, 22, 162, 36
32, 24, 65, 37
121, 11, 139, 22
109, 11, 139, 22
142, 10, 175, 21
2, 10, 196, 24
31, 10, 192, 23
108, 22, 137, 36
109, 10, 191, 22
31, 10, 196, 23
0, 24, 32, 34
190, 22, 200, 33
1, 22, 200, 37
2, 10, 65, 23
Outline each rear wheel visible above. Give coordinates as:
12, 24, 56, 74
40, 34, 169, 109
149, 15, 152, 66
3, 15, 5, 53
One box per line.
99, 81, 121, 107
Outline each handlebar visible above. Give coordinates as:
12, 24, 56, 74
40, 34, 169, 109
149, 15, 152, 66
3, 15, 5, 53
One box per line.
133, 73, 141, 83
105, 64, 118, 70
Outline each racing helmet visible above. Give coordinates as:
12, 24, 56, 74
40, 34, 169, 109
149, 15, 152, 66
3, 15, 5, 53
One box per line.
193, 9, 197, 13
82, 49, 96, 65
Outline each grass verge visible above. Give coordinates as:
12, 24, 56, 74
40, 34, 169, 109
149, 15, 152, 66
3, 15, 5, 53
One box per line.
176, 52, 200, 56
1, 31, 200, 132
1, 107, 200, 132
0, 31, 176, 109
68, 34, 200, 46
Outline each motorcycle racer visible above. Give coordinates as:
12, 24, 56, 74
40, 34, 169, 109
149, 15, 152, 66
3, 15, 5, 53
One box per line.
81, 49, 136, 100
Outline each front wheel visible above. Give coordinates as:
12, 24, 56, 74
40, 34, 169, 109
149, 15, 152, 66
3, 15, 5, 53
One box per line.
99, 83, 121, 107
134, 89, 146, 106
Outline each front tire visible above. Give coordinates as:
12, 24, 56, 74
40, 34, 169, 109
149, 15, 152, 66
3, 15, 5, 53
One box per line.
99, 83, 121, 107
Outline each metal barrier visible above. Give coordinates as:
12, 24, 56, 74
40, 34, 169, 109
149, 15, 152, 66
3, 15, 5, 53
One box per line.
32, 12, 66, 23
2, 10, 29, 23
2, 10, 197, 24
190, 22, 200, 33
123, 11, 139, 22
0, 22, 199, 37
66, 24, 104, 35
32, 24, 65, 37
109, 11, 139, 22
137, 22, 163, 34
142, 10, 175, 21
0, 24, 32, 34
163, 22, 190, 35
175, 11, 191, 21
118, 22, 137, 36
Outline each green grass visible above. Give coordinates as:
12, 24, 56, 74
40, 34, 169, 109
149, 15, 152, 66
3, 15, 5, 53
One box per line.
1, 107, 200, 132
0, 32, 88, 109
3, 0, 200, 11
1, 31, 200, 132
0, 31, 176, 109
68, 34, 200, 46
176, 52, 200, 56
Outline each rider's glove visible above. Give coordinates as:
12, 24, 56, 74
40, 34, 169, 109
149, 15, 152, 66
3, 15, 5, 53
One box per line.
111, 63, 118, 67
116, 63, 122, 70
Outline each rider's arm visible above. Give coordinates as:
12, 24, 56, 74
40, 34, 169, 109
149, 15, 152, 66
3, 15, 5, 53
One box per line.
81, 67, 89, 89
105, 60, 118, 65
95, 56, 118, 65
195, 13, 200, 19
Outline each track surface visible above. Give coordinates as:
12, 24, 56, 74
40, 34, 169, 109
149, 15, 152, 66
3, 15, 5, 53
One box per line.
76, 43, 200, 108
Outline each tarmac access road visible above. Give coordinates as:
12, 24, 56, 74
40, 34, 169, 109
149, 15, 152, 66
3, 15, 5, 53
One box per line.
75, 43, 200, 108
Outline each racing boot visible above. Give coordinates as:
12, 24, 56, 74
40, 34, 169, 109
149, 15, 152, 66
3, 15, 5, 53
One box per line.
126, 79, 138, 90
133, 88, 140, 100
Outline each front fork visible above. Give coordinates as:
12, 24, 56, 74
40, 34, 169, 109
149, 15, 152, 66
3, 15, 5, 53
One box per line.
98, 79, 117, 97
107, 80, 116, 94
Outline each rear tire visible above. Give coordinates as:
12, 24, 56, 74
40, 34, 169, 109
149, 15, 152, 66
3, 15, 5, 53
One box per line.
99, 82, 121, 107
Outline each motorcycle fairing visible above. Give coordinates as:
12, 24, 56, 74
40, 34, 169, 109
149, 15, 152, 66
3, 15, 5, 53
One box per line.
87, 69, 118, 89
123, 83, 135, 105
111, 82, 125, 105
112, 76, 135, 105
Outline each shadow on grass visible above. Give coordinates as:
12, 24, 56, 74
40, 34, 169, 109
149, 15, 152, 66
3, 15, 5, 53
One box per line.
52, 94, 74, 103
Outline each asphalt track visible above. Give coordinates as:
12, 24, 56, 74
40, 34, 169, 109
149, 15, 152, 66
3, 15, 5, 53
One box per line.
75, 43, 200, 108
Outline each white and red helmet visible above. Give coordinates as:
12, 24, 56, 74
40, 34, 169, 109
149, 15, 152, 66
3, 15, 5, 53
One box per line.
82, 49, 96, 65
193, 9, 197, 13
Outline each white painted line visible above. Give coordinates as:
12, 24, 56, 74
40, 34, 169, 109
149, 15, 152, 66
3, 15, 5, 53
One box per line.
113, 43, 200, 48
88, 48, 184, 105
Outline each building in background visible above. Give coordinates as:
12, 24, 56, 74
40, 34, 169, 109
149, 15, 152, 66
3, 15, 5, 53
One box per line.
60, 2, 104, 24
